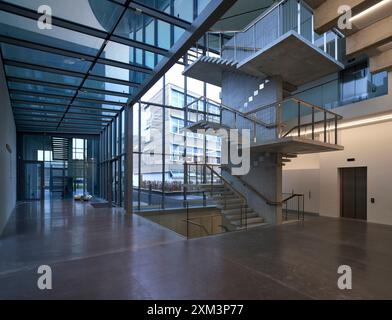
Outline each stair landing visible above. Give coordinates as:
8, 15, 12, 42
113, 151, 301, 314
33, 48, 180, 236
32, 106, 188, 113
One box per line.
250, 136, 344, 154
183, 120, 230, 133
183, 56, 239, 87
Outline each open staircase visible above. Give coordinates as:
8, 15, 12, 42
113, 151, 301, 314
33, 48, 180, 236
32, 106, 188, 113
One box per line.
185, 182, 266, 230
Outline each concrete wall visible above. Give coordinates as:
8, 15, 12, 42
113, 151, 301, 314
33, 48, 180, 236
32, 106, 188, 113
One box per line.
223, 152, 283, 224
221, 71, 284, 224
0, 58, 16, 234
283, 120, 392, 225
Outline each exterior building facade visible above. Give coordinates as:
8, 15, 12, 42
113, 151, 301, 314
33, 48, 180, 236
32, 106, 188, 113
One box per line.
138, 83, 221, 186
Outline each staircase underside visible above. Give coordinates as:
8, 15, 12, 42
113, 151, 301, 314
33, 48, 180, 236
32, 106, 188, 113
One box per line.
250, 136, 344, 154
238, 32, 344, 87
183, 56, 239, 87
184, 32, 344, 89
183, 120, 230, 132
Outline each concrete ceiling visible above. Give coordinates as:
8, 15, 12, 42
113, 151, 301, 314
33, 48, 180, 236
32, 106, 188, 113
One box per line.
210, 0, 277, 31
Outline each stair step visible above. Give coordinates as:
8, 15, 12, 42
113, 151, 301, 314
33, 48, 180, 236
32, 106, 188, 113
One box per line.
222, 207, 254, 215
225, 212, 258, 220
231, 217, 264, 226
212, 190, 234, 195
216, 198, 243, 205
236, 222, 268, 230
213, 193, 239, 201
283, 153, 298, 158
217, 202, 246, 210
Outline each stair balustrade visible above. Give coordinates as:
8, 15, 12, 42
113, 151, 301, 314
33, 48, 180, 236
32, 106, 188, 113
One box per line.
184, 95, 343, 146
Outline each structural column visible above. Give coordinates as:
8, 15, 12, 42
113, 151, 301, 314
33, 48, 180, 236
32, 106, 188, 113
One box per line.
124, 106, 133, 215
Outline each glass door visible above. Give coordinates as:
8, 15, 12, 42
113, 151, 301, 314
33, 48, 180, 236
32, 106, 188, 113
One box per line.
23, 161, 44, 200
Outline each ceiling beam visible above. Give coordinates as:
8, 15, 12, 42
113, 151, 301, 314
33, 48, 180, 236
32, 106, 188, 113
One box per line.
346, 15, 392, 56
9, 89, 127, 107
370, 47, 392, 72
12, 100, 122, 113
129, 2, 191, 30
13, 107, 116, 118
7, 77, 132, 98
0, 1, 170, 56
314, 0, 382, 34
0, 35, 154, 74
3, 59, 142, 88
127, 0, 237, 107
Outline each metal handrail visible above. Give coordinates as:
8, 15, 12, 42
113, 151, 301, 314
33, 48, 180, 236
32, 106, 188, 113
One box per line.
232, 172, 304, 206
185, 95, 274, 129
184, 162, 248, 229
244, 97, 343, 119
233, 174, 275, 205
282, 193, 305, 221
185, 95, 342, 137
205, 164, 247, 204
183, 218, 210, 236
221, 0, 343, 63
282, 117, 336, 138
241, 0, 286, 32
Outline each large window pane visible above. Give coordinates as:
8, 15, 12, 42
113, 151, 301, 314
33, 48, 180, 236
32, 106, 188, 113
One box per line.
0, 11, 104, 55
3, 0, 123, 32
1, 43, 92, 73
5, 65, 83, 86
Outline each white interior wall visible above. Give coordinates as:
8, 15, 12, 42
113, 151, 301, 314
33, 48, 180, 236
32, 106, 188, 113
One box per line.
319, 120, 392, 225
283, 120, 392, 225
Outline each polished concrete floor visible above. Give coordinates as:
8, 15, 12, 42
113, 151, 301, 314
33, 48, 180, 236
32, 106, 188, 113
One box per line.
1, 199, 392, 299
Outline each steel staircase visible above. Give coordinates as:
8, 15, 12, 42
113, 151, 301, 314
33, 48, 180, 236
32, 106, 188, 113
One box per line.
184, 164, 267, 230
186, 183, 265, 230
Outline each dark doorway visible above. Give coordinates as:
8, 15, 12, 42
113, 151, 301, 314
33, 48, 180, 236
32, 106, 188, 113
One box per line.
340, 167, 367, 220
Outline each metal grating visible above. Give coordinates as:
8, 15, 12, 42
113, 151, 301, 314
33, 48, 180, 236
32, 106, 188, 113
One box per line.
51, 136, 69, 161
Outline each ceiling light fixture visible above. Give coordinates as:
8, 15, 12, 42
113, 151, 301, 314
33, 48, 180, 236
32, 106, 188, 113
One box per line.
349, 0, 392, 22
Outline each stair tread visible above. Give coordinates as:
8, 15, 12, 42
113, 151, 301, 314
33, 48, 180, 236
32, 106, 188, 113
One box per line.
223, 208, 254, 214
231, 217, 264, 225
226, 213, 258, 220
237, 222, 268, 230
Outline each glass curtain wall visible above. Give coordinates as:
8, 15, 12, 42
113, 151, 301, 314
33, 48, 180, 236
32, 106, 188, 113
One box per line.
99, 33, 222, 211
18, 133, 99, 201
294, 61, 388, 110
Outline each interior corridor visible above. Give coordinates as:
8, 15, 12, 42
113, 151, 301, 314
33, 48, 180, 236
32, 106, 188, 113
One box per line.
1, 199, 392, 299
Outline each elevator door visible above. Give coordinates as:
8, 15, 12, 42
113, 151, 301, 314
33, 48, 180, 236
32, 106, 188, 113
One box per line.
340, 167, 367, 220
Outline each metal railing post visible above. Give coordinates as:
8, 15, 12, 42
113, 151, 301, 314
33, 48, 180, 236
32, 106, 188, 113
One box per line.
234, 34, 237, 61
253, 114, 257, 142
183, 162, 188, 207
285, 201, 288, 221
324, 111, 327, 143
186, 202, 189, 239
334, 115, 338, 145
311, 107, 315, 140
240, 203, 243, 228
210, 166, 213, 196
253, 25, 256, 52
297, 101, 301, 137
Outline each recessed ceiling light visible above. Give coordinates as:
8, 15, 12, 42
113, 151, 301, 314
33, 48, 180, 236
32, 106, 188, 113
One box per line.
350, 0, 392, 22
